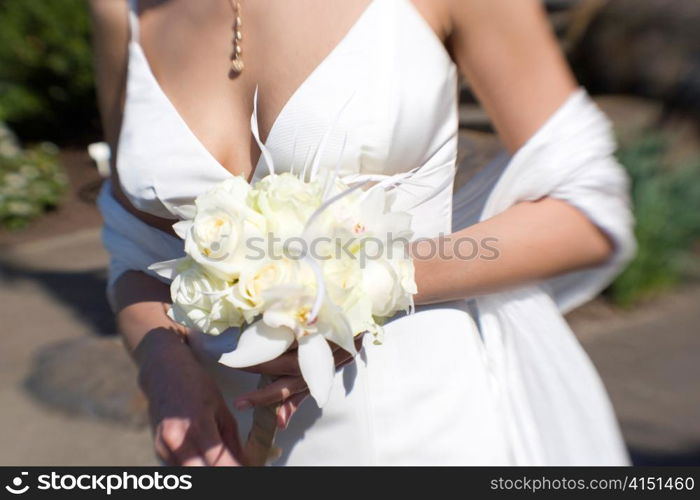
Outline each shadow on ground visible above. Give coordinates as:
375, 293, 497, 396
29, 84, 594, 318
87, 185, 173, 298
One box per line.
1, 261, 115, 336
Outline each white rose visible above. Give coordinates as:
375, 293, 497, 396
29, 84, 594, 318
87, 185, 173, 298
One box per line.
168, 260, 244, 335
321, 255, 362, 303
211, 176, 251, 197
360, 251, 416, 318
228, 258, 301, 322
183, 177, 266, 280
251, 173, 323, 240
395, 255, 417, 297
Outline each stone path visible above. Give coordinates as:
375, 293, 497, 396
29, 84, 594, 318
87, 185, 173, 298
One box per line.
1, 225, 698, 465
579, 289, 700, 465
0, 229, 156, 466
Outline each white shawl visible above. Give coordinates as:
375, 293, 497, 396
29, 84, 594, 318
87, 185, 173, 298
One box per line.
453, 89, 635, 464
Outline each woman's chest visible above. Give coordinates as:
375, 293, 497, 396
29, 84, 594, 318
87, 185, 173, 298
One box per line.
118, 0, 459, 222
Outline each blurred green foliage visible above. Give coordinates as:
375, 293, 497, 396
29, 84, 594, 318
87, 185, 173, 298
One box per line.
608, 134, 700, 306
0, 0, 97, 143
0, 142, 68, 230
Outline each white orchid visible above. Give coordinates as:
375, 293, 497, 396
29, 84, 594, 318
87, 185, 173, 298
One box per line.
219, 286, 355, 406
325, 186, 413, 244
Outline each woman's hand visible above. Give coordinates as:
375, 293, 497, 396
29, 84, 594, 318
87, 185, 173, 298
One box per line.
113, 273, 244, 465
136, 329, 243, 466
233, 336, 364, 429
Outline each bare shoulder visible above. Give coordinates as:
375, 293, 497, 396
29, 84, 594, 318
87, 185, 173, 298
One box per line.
437, 0, 578, 151
87, 0, 129, 84
88, 0, 129, 31
88, 0, 130, 149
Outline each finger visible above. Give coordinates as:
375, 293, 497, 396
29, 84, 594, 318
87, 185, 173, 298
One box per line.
239, 351, 300, 376
241, 341, 349, 376
171, 439, 206, 466
201, 441, 233, 466
180, 454, 207, 467
277, 390, 309, 429
237, 335, 359, 375
171, 436, 206, 466
203, 445, 238, 466
201, 438, 238, 466
158, 419, 206, 466
154, 434, 177, 466
193, 418, 236, 466
217, 406, 244, 463
234, 376, 307, 409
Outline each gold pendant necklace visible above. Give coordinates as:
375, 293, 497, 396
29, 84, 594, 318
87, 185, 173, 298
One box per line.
229, 0, 244, 73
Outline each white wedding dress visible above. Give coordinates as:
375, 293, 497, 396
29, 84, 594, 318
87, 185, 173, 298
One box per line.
99, 0, 636, 465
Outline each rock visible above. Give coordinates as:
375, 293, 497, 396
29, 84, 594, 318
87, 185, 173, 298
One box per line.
23, 336, 149, 428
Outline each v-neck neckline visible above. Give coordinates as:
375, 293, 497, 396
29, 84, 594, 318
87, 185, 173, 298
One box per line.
129, 0, 378, 182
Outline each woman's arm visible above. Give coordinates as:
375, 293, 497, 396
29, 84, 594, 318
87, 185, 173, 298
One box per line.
412, 0, 614, 305
88, 0, 129, 154
90, 1, 242, 465
413, 198, 613, 304
114, 272, 243, 466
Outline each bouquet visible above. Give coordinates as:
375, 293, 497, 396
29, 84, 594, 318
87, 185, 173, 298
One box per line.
150, 155, 417, 463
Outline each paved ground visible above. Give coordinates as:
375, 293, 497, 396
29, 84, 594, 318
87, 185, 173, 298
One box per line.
0, 229, 156, 466
575, 290, 700, 465
0, 226, 698, 465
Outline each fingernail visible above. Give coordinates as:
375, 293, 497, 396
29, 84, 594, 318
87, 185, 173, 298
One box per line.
282, 407, 291, 429
235, 399, 252, 410
277, 406, 286, 429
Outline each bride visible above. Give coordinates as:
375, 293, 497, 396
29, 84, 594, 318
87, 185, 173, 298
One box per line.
90, 0, 635, 465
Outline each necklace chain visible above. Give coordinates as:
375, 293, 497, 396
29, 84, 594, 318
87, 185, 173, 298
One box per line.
229, 0, 244, 73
